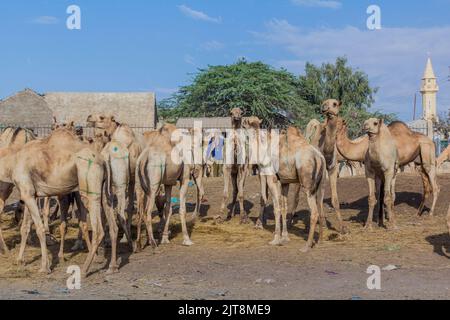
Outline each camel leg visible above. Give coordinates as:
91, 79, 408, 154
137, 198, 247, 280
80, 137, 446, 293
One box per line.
220, 166, 230, 218
135, 189, 145, 252
270, 184, 287, 246
72, 193, 91, 252
425, 166, 439, 217
58, 196, 70, 261
230, 174, 238, 219
447, 205, 450, 238
238, 169, 248, 224
103, 198, 119, 274
116, 187, 133, 251
384, 171, 397, 230
81, 193, 105, 277
329, 166, 344, 233
16, 207, 32, 266
417, 168, 430, 216
365, 174, 377, 231
0, 184, 14, 255
179, 178, 193, 246
144, 192, 158, 248
317, 182, 326, 244
256, 175, 267, 229
301, 192, 320, 253
288, 183, 300, 227
279, 183, 290, 244
21, 193, 51, 274
193, 171, 205, 220
161, 186, 172, 245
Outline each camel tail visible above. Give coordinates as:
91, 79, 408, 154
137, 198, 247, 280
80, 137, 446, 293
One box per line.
312, 153, 326, 196
104, 155, 113, 201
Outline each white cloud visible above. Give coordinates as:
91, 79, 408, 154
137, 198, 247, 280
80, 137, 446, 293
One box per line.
252, 19, 450, 119
201, 40, 225, 51
178, 5, 222, 23
32, 16, 59, 25
184, 54, 196, 65
291, 0, 342, 9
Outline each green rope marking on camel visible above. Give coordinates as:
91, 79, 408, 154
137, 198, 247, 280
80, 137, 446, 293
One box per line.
77, 155, 101, 196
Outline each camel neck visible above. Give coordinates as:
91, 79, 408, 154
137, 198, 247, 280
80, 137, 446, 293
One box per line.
335, 126, 368, 162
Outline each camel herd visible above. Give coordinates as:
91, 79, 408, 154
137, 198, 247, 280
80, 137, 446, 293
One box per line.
0, 99, 448, 277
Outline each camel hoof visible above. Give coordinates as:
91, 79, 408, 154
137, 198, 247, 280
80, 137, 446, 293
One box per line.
161, 237, 170, 245
269, 239, 282, 246
254, 221, 264, 230
281, 236, 291, 244
214, 215, 225, 224
364, 224, 373, 232
149, 239, 158, 248
15, 259, 25, 267
240, 216, 250, 225
106, 266, 119, 275
299, 245, 310, 253
58, 254, 66, 262
39, 267, 52, 274
182, 239, 194, 247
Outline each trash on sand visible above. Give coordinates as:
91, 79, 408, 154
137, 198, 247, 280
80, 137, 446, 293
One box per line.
382, 265, 399, 271
385, 244, 401, 252
325, 270, 339, 276
22, 289, 40, 295
255, 278, 276, 284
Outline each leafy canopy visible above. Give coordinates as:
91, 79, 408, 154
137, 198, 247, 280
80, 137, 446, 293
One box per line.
160, 57, 396, 137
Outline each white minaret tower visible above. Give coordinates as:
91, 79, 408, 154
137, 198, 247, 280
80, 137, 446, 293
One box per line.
420, 57, 439, 122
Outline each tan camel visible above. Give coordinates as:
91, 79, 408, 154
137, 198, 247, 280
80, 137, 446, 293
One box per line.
0, 128, 108, 275
0, 128, 37, 254
438, 145, 450, 167
363, 118, 399, 230
219, 108, 250, 223
135, 124, 194, 250
335, 117, 440, 217
273, 127, 326, 252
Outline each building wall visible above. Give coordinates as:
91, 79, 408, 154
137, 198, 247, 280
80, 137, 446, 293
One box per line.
0, 89, 54, 125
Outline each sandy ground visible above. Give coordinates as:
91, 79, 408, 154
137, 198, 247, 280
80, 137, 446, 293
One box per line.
0, 173, 450, 300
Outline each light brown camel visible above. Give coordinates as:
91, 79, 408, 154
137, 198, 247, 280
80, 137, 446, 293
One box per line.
273, 127, 326, 252
87, 114, 143, 244
219, 108, 250, 223
335, 117, 440, 217
363, 118, 399, 230
438, 145, 450, 167
0, 128, 108, 275
0, 128, 37, 254
135, 123, 194, 250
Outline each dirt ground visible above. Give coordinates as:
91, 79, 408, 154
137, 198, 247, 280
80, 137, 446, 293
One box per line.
0, 173, 450, 300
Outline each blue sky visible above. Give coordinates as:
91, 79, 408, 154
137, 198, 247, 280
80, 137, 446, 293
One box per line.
0, 0, 449, 121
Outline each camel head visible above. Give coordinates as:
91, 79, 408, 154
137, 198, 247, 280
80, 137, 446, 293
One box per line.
321, 99, 342, 118
52, 117, 76, 132
230, 108, 244, 127
364, 118, 383, 136
86, 114, 117, 130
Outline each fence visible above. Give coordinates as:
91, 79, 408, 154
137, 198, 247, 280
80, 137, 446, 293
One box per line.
0, 124, 155, 138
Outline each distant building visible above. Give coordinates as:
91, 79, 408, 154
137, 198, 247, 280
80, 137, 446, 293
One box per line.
0, 88, 157, 128
176, 117, 232, 130
420, 58, 439, 122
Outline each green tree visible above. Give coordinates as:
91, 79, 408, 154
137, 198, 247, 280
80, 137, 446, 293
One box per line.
165, 59, 310, 127
298, 57, 395, 137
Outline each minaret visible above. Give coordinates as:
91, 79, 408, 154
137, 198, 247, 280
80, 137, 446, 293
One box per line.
420, 57, 439, 122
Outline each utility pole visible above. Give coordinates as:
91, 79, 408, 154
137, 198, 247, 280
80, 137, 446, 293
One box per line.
413, 93, 417, 121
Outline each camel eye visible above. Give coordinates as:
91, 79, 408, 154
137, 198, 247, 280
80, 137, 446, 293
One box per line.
374, 122, 378, 126
100, 116, 104, 121
333, 103, 337, 107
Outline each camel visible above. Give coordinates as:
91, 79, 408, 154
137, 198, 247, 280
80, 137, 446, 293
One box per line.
363, 118, 399, 230
135, 123, 194, 250
437, 145, 450, 167
0, 128, 38, 254
219, 108, 250, 223
335, 116, 440, 217
0, 128, 109, 275
271, 127, 326, 252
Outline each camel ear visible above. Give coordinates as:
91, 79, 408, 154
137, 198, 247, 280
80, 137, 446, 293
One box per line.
69, 121, 75, 127
338, 101, 343, 107
379, 118, 384, 125
53, 116, 57, 124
